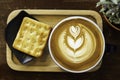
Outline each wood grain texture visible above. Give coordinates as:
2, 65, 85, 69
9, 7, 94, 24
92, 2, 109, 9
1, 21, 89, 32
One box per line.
0, 0, 120, 80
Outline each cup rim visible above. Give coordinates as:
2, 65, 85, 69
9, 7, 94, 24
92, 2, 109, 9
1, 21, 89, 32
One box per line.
48, 16, 105, 73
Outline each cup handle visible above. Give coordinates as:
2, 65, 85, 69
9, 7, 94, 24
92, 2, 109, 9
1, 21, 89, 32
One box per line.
105, 43, 117, 54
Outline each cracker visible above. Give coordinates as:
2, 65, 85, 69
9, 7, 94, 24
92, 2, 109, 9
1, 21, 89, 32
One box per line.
13, 17, 51, 57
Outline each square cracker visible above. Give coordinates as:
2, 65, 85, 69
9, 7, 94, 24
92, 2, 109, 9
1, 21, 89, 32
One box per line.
13, 17, 51, 57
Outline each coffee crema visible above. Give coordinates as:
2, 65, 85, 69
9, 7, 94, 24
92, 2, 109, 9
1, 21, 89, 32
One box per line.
49, 18, 104, 71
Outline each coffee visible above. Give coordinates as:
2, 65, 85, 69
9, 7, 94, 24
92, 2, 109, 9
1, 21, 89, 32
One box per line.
49, 16, 105, 72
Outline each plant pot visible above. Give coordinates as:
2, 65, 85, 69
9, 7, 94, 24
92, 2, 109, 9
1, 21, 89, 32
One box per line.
104, 15, 120, 31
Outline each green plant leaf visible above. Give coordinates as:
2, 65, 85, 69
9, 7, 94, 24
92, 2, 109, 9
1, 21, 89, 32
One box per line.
116, 12, 120, 18
108, 16, 113, 22
96, 1, 114, 7
100, 8, 106, 12
105, 9, 113, 15
100, 0, 107, 2
113, 18, 120, 24
111, 0, 120, 4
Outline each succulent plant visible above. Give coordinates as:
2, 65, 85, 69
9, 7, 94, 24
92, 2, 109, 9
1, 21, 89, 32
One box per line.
96, 0, 120, 25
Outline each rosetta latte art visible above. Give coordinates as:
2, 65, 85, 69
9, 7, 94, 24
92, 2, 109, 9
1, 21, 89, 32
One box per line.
67, 25, 84, 52
58, 23, 96, 63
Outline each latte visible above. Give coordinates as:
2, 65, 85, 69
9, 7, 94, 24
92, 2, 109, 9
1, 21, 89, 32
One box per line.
49, 16, 105, 73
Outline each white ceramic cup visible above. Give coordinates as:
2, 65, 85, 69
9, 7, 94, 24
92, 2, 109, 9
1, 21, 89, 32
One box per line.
48, 16, 105, 73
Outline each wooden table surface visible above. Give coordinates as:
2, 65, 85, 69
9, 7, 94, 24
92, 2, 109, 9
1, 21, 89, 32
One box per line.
0, 0, 120, 80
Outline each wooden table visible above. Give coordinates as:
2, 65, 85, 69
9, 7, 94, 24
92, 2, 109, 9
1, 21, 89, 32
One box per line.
0, 0, 120, 80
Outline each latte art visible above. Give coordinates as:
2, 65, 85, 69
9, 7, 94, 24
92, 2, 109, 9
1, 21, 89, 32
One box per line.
68, 25, 83, 50
58, 23, 96, 63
